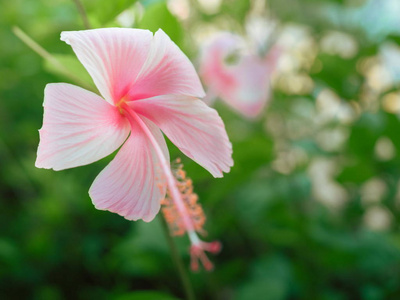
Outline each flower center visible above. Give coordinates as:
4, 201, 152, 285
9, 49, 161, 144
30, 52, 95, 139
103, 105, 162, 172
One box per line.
116, 97, 128, 114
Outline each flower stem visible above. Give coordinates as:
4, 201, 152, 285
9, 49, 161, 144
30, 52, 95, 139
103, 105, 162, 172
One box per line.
160, 215, 196, 300
72, 0, 91, 29
12, 26, 94, 91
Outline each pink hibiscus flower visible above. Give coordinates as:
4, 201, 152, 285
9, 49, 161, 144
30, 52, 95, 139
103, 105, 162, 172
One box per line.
35, 28, 233, 268
199, 32, 280, 118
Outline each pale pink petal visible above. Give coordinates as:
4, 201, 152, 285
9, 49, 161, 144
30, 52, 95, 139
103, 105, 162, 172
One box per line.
199, 33, 273, 118
222, 55, 272, 118
36, 83, 130, 170
89, 117, 169, 222
199, 33, 240, 90
60, 28, 153, 105
127, 29, 205, 100
131, 95, 233, 177
202, 88, 218, 106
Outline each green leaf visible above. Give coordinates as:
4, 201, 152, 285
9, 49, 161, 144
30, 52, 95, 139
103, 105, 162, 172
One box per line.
85, 0, 136, 26
138, 2, 183, 46
336, 159, 374, 184
312, 53, 362, 100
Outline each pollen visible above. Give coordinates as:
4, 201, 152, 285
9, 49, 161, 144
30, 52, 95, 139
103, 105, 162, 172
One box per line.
161, 158, 207, 236
116, 97, 128, 114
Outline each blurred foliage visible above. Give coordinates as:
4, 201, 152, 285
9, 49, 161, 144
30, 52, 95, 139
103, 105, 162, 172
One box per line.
138, 2, 184, 45
2, 0, 400, 299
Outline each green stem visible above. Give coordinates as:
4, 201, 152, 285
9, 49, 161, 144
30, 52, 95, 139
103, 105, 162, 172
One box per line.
72, 0, 91, 29
12, 26, 94, 91
160, 215, 196, 300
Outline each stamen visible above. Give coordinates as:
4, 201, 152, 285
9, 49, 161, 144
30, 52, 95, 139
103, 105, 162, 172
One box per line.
116, 97, 128, 114
162, 159, 221, 271
161, 159, 206, 236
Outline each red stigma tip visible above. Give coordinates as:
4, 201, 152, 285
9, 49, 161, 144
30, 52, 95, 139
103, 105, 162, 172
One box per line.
189, 240, 221, 272
208, 241, 222, 253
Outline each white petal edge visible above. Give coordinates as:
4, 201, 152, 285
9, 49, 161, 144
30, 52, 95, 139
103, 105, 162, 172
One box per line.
36, 83, 130, 170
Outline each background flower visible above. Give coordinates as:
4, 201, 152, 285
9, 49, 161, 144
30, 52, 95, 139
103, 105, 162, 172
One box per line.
199, 32, 280, 118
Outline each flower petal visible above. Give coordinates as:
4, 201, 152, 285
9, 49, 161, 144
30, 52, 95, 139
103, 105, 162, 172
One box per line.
89, 117, 169, 222
222, 55, 272, 118
61, 28, 153, 105
127, 29, 205, 100
132, 95, 233, 177
36, 83, 130, 170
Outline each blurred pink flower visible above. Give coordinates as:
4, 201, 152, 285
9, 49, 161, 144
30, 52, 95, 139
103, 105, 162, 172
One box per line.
36, 28, 233, 229
199, 32, 280, 118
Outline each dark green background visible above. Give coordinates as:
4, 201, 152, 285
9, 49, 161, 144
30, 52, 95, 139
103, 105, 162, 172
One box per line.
1, 0, 400, 299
